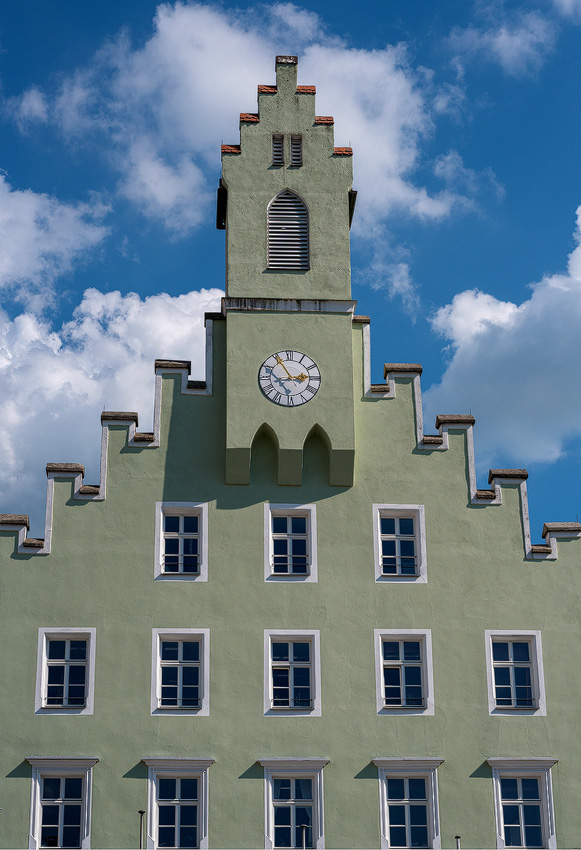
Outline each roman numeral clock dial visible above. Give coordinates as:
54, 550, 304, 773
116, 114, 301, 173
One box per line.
258, 351, 321, 406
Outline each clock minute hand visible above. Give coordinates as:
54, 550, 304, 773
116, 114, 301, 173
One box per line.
274, 355, 295, 381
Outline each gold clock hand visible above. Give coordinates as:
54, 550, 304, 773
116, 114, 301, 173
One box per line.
274, 355, 295, 381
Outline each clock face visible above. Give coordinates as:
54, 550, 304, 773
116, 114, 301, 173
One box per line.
258, 350, 321, 406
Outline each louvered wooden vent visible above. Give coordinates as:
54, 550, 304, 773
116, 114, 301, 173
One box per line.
272, 135, 284, 166
290, 135, 302, 166
267, 190, 309, 270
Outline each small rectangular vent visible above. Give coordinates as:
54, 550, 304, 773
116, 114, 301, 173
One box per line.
272, 135, 284, 166
290, 135, 303, 166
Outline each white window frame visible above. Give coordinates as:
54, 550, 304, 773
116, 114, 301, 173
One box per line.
374, 630, 434, 716
143, 758, 214, 850
485, 630, 547, 716
373, 758, 443, 850
264, 630, 321, 717
35, 628, 96, 716
151, 629, 210, 716
154, 502, 208, 582
27, 756, 98, 850
264, 504, 318, 582
259, 758, 329, 850
373, 505, 427, 583
487, 757, 557, 850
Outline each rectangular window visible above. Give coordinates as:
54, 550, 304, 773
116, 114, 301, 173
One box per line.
260, 759, 328, 850
290, 135, 303, 166
35, 629, 96, 715
375, 630, 434, 716
144, 759, 214, 850
488, 758, 557, 849
272, 134, 284, 166
264, 630, 321, 716
382, 639, 425, 708
264, 504, 317, 582
373, 505, 427, 583
485, 631, 546, 716
155, 503, 208, 582
152, 630, 209, 716
374, 759, 443, 850
27, 757, 97, 850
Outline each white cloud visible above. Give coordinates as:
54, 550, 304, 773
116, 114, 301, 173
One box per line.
424, 206, 581, 469
447, 11, 558, 75
10, 3, 482, 250
553, 0, 581, 20
0, 286, 223, 533
0, 174, 109, 309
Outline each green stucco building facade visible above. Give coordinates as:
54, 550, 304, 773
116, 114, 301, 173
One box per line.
1, 55, 580, 850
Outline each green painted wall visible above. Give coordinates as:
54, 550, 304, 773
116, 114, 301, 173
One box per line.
1, 56, 580, 850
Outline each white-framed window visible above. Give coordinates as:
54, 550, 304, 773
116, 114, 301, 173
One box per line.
372, 505, 427, 583
264, 504, 317, 582
151, 629, 210, 716
27, 757, 98, 850
373, 758, 443, 850
264, 630, 321, 716
487, 758, 558, 849
485, 631, 546, 716
272, 134, 284, 166
143, 758, 214, 850
259, 758, 329, 850
267, 190, 309, 270
290, 135, 303, 166
35, 628, 96, 715
154, 502, 208, 582
374, 630, 434, 716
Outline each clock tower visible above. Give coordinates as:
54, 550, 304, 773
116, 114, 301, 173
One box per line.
218, 55, 357, 486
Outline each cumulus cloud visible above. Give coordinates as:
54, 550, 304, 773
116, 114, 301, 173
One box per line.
424, 206, 581, 469
0, 175, 109, 309
9, 3, 486, 256
553, 0, 581, 20
447, 11, 558, 75
0, 286, 222, 532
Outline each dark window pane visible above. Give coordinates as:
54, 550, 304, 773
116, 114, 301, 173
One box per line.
401, 560, 417, 574
403, 642, 421, 661
161, 642, 179, 661
69, 641, 87, 660
523, 805, 541, 826
180, 826, 197, 848
43, 778, 61, 800
400, 540, 415, 558
68, 666, 86, 685
389, 826, 407, 847
504, 825, 522, 847
183, 538, 198, 555
384, 668, 401, 686
162, 667, 179, 685
61, 826, 81, 848
494, 668, 511, 686
404, 667, 422, 686
521, 779, 540, 800
382, 540, 396, 556
274, 779, 291, 800
399, 517, 414, 536
409, 804, 427, 824
512, 642, 530, 662
64, 778, 82, 799
493, 642, 509, 662
293, 643, 310, 662
501, 779, 519, 800
383, 642, 400, 661
387, 779, 405, 800
180, 805, 198, 825
181, 779, 198, 800
295, 779, 312, 800
183, 515, 198, 534
274, 806, 292, 824
63, 804, 81, 825
41, 827, 59, 847
524, 825, 543, 847
42, 805, 59, 824
164, 516, 179, 533
165, 538, 179, 555
159, 806, 176, 825
159, 778, 176, 800
291, 516, 307, 534
389, 805, 406, 825
274, 826, 292, 847
272, 517, 287, 534
272, 643, 289, 661
381, 517, 395, 535
47, 641, 66, 660
182, 667, 199, 686
293, 668, 310, 688
158, 826, 175, 847
292, 539, 307, 556
48, 667, 65, 685
182, 642, 200, 662
503, 804, 521, 825
514, 667, 531, 686
410, 825, 428, 848
408, 779, 426, 800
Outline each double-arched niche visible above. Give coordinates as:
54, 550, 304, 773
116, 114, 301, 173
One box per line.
267, 189, 309, 270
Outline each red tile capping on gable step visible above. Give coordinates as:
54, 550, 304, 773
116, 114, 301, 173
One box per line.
221, 145, 242, 155
240, 113, 259, 123
297, 85, 316, 93
333, 147, 353, 156
315, 116, 334, 125
258, 85, 277, 94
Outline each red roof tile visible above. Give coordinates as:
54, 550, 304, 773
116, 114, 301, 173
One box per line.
297, 85, 316, 94
315, 116, 334, 125
221, 144, 242, 155
240, 113, 259, 123
333, 147, 353, 156
258, 85, 277, 94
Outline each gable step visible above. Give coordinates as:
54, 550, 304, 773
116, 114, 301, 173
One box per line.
475, 489, 496, 500
133, 433, 155, 443
23, 538, 44, 548
79, 485, 100, 495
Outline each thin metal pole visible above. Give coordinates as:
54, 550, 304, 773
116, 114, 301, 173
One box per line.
138, 810, 146, 849
455, 836, 461, 849
300, 823, 308, 850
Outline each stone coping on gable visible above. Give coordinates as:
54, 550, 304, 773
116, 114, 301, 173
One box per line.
488, 468, 528, 483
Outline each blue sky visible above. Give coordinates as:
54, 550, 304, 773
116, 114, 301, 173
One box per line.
1, 0, 580, 536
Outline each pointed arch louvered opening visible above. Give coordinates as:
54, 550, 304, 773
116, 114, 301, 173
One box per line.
267, 190, 309, 270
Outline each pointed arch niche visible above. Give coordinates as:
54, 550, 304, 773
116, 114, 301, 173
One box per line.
267, 190, 309, 270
